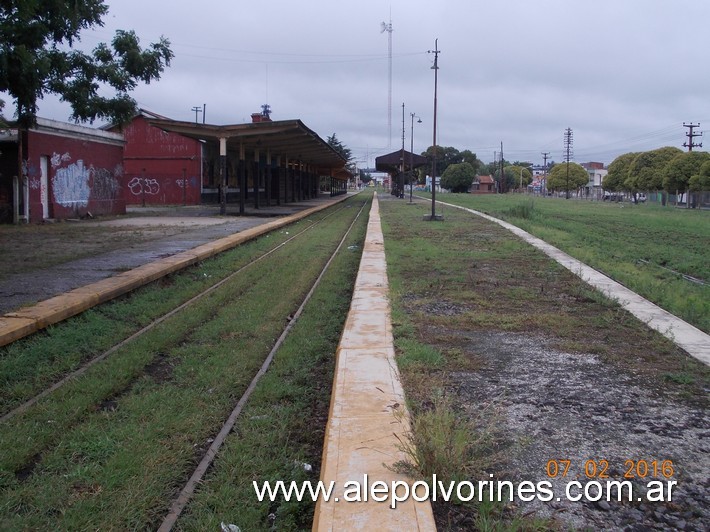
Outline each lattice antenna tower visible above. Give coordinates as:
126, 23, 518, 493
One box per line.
381, 18, 393, 147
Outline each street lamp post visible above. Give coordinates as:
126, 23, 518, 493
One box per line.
410, 112, 421, 203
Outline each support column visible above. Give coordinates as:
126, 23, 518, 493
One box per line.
266, 150, 272, 207
310, 166, 316, 198
277, 155, 284, 206
239, 142, 246, 216
291, 161, 297, 203
305, 164, 310, 199
311, 166, 316, 199
254, 148, 260, 209
219, 137, 227, 215
298, 162, 303, 201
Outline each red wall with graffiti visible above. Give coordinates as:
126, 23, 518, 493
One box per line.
23, 120, 125, 223
119, 114, 202, 205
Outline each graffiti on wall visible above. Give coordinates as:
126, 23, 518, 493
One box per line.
53, 159, 91, 207
50, 153, 122, 207
92, 166, 121, 201
51, 152, 71, 168
128, 177, 160, 196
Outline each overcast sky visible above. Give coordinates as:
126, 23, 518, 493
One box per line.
7, 0, 710, 168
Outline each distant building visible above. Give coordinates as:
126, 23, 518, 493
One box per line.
580, 162, 607, 194
470, 175, 495, 194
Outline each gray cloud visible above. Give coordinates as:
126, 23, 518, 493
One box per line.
4, 0, 708, 167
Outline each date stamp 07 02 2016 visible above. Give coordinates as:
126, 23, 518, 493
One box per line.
545, 459, 675, 480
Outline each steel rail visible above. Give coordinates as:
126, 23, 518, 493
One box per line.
158, 200, 368, 531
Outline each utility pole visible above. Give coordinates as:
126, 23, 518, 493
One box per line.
499, 141, 504, 193
682, 122, 703, 151
541, 151, 549, 196
191, 106, 202, 124
564, 128, 573, 199
428, 38, 440, 220
410, 112, 421, 203
400, 102, 405, 198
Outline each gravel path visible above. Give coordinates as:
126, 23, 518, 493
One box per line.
450, 331, 708, 531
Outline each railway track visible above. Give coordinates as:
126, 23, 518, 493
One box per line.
0, 196, 369, 530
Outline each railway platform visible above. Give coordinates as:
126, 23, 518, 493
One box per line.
0, 194, 351, 347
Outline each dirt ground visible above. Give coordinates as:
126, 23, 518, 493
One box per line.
379, 195, 709, 531
0, 203, 321, 314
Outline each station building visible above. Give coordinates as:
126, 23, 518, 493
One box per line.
0, 109, 349, 223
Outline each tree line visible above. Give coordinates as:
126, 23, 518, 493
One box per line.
603, 147, 710, 202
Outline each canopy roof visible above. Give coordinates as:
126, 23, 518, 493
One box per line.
146, 117, 347, 170
375, 149, 428, 173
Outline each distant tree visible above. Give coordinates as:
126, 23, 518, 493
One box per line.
689, 160, 710, 192
0, 1, 173, 127
512, 160, 533, 168
626, 147, 683, 192
359, 170, 373, 184
440, 162, 475, 193
492, 165, 518, 193
507, 165, 533, 189
442, 146, 462, 170
663, 151, 710, 203
422, 145, 463, 176
604, 152, 640, 192
459, 150, 481, 175
547, 162, 588, 194
478, 160, 498, 176
326, 133, 352, 163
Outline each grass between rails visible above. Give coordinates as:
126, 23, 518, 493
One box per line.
425, 193, 710, 333
0, 195, 369, 530
378, 196, 708, 530
174, 205, 367, 531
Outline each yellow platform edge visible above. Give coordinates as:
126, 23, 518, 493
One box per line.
313, 193, 436, 531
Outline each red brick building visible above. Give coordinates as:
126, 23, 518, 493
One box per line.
471, 175, 495, 193
109, 109, 203, 205
0, 118, 125, 223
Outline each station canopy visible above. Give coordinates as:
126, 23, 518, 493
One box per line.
375, 149, 428, 173
146, 117, 347, 172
